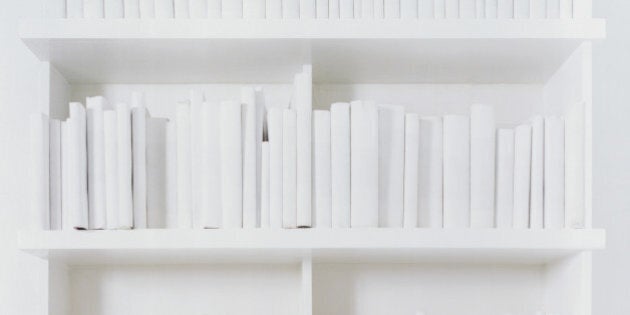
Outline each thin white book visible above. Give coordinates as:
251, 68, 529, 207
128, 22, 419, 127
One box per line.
530, 0, 546, 18
350, 101, 379, 228
200, 102, 222, 229
268, 108, 284, 228
103, 111, 119, 229
403, 114, 420, 229
242, 88, 258, 228
514, 0, 530, 18
221, 101, 244, 228
146, 118, 168, 228
476, 0, 485, 18
84, 0, 105, 18
282, 109, 298, 228
61, 121, 72, 230
330, 102, 351, 228
401, 0, 418, 19
530, 116, 544, 229
544, 116, 565, 229
485, 0, 498, 18
116, 102, 133, 229
340, 0, 353, 18
496, 128, 515, 228
165, 120, 178, 228
559, 0, 572, 18
190, 91, 204, 229
70, 102, 89, 230
155, 0, 174, 18
419, 0, 435, 18
255, 88, 266, 228
374, 0, 384, 18
442, 115, 470, 228
132, 99, 148, 229
459, 0, 476, 18
470, 105, 496, 228
565, 103, 585, 228
123, 0, 140, 18
30, 114, 49, 230
316, 0, 329, 18
208, 0, 222, 18
283, 0, 300, 18
190, 0, 208, 18
418, 116, 443, 228
174, 0, 190, 18
176, 102, 193, 228
329, 0, 341, 19
313, 110, 332, 228
296, 109, 312, 228
67, 0, 84, 18
378, 105, 405, 228
384, 0, 400, 18
353, 0, 362, 18
104, 0, 124, 18
86, 96, 107, 230
445, 0, 459, 18
45, 0, 66, 18
49, 119, 62, 230
498, 0, 514, 18
361, 0, 374, 18
513, 124, 532, 229
434, 0, 446, 18
139, 0, 156, 17
547, 0, 559, 18
267, 0, 282, 18
261, 142, 271, 228
300, 0, 316, 18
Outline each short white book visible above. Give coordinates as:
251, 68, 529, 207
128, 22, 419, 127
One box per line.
282, 109, 298, 228
146, 118, 169, 228
513, 124, 532, 229
495, 128, 515, 229
313, 110, 332, 228
268, 108, 284, 228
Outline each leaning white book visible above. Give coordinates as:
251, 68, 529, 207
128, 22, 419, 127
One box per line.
470, 105, 496, 228
146, 118, 169, 228
116, 102, 133, 229
49, 119, 62, 230
131, 96, 148, 229
544, 116, 565, 229
374, 0, 384, 18
418, 116, 443, 228
378, 105, 405, 228
403, 114, 420, 229
268, 108, 284, 228
513, 124, 532, 229
86, 96, 107, 230
530, 116, 544, 229
176, 102, 193, 228
330, 102, 351, 228
443, 115, 470, 228
200, 102, 222, 229
313, 110, 332, 228
70, 102, 89, 230
283, 109, 298, 228
495, 128, 514, 229
221, 101, 244, 228
30, 114, 50, 230
103, 111, 119, 229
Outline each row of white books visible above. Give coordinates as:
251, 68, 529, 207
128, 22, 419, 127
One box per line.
46, 0, 586, 19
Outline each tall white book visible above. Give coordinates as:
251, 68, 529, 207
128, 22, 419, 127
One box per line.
443, 115, 470, 228
470, 105, 496, 228
103, 111, 119, 229
268, 108, 284, 228
313, 110, 332, 228
221, 101, 244, 228
403, 114, 420, 228
49, 119, 62, 230
86, 96, 107, 230
530, 116, 544, 229
544, 116, 565, 229
418, 117, 443, 228
30, 114, 50, 230
146, 118, 169, 228
131, 96, 148, 229
283, 0, 299, 18
70, 102, 89, 230
139, 0, 156, 18
566, 103, 586, 229
242, 88, 258, 228
116, 103, 133, 229
123, 0, 140, 18
350, 101, 379, 228
513, 124, 532, 228
104, 0, 124, 18
165, 121, 178, 228
282, 109, 298, 228
190, 0, 208, 18
84, 0, 105, 18
190, 91, 204, 229
176, 102, 193, 228
261, 142, 271, 228
294, 67, 313, 228
495, 128, 515, 229
378, 105, 405, 228
330, 102, 351, 228
155, 0, 174, 18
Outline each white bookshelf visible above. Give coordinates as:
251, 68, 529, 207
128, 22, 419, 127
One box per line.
20, 13, 605, 315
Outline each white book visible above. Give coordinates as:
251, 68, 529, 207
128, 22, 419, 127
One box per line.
330, 103, 351, 228
530, 0, 546, 18
70, 103, 90, 230
442, 115, 470, 228
155, 0, 174, 18
208, 0, 222, 17
547, 0, 559, 18
530, 116, 544, 229
146, 118, 168, 228
261, 142, 271, 228
221, 101, 244, 228
296, 109, 312, 228
254, 88, 266, 228
301, 0, 316, 18
485, 0, 498, 18
267, 0, 282, 18
566, 103, 585, 228
200, 102, 222, 229
434, 0, 446, 18
116, 103, 133, 229
139, 0, 156, 17
559, 0, 572, 18
313, 110, 332, 228
361, 0, 374, 18
374, 0, 384, 18
495, 128, 514, 228
45, 0, 67, 18
513, 124, 532, 229
401, 0, 418, 18
350, 101, 379, 228
283, 0, 300, 18
514, 0, 530, 18
30, 114, 50, 230
340, 0, 353, 18
123, 0, 140, 18
103, 111, 119, 229
190, 0, 208, 18
176, 102, 193, 228
132, 101, 148, 229
445, 0, 458, 18
470, 105, 495, 228
244, 0, 265, 18
378, 105, 405, 228
174, 0, 190, 17
49, 119, 62, 230
329, 0, 341, 19
403, 114, 420, 228
294, 65, 313, 111
282, 109, 298, 228
105, 0, 124, 18
419, 0, 434, 18
86, 96, 107, 230
418, 116, 443, 228
190, 91, 204, 229
165, 121, 178, 228
242, 88, 258, 228
84, 0, 105, 18
316, 0, 329, 18
67, 0, 84, 18
268, 108, 284, 228
475, 0, 485, 18
498, 0, 514, 18
384, 0, 400, 18
61, 121, 72, 230
459, 0, 476, 18
544, 116, 565, 229
222, 0, 243, 17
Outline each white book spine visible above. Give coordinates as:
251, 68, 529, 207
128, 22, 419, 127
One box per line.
384, 0, 400, 18
475, 0, 485, 18
283, 0, 300, 18
313, 110, 332, 228
116, 103, 133, 229
49, 120, 62, 230
86, 97, 107, 230
67, 0, 84, 18
374, 0, 384, 18
546, 0, 559, 18
200, 103, 222, 229
544, 116, 565, 229
565, 103, 585, 228
340, 0, 353, 18
442, 115, 470, 228
459, 0, 476, 18
418, 116, 443, 228
155, 0, 175, 18
222, 0, 243, 17
350, 101, 379, 228
514, 0, 530, 18
244, 0, 266, 18
242, 88, 258, 228
559, 0, 572, 18
105, 0, 124, 18
316, 0, 329, 18
300, 0, 316, 18
530, 116, 544, 229
165, 121, 178, 228
30, 114, 50, 230
266, 0, 282, 18
174, 0, 191, 18
401, 0, 418, 18
330, 102, 351, 228
378, 105, 405, 228
268, 108, 284, 228
132, 104, 148, 229
470, 105, 495, 228
61, 121, 71, 230
361, 0, 374, 19
495, 128, 515, 228
176, 102, 192, 228
221, 101, 243, 228
497, 0, 514, 18
190, 91, 203, 228
513, 124, 532, 229
282, 109, 298, 228
139, 0, 156, 17
419, 0, 435, 18
255, 88, 266, 228
146, 118, 168, 228
530, 0, 546, 18
261, 142, 271, 228
190, 0, 208, 18
45, 0, 67, 18
208, 0, 222, 17
485, 0, 498, 18
70, 103, 90, 229
434, 0, 446, 18
329, 0, 341, 19
103, 111, 119, 229
123, 0, 140, 18
84, 0, 105, 18
445, 0, 459, 18
403, 114, 420, 228
297, 109, 312, 227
